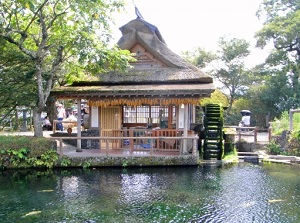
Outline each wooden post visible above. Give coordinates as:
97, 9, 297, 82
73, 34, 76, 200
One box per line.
59, 139, 63, 156
53, 120, 56, 133
192, 137, 197, 156
106, 139, 109, 156
129, 130, 133, 153
76, 101, 82, 152
254, 127, 257, 143
289, 109, 294, 131
150, 139, 153, 156
238, 130, 241, 142
268, 127, 272, 142
182, 104, 188, 154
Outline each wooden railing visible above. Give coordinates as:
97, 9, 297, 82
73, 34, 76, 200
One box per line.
51, 134, 199, 157
224, 126, 271, 143
101, 129, 186, 151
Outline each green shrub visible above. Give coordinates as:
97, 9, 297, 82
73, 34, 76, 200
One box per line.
285, 130, 300, 156
7, 148, 29, 166
0, 136, 58, 169
271, 112, 300, 135
27, 150, 59, 168
60, 156, 72, 167
267, 140, 282, 155
0, 136, 55, 156
223, 147, 238, 162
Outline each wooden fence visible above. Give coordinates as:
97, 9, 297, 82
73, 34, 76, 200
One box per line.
51, 135, 199, 157
224, 126, 271, 143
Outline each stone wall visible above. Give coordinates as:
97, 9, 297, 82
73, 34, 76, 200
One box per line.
57, 155, 199, 167
235, 141, 267, 152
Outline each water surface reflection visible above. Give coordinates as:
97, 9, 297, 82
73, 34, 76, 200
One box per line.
1, 163, 300, 222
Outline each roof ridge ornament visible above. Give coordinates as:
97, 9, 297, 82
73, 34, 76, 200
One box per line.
135, 6, 144, 20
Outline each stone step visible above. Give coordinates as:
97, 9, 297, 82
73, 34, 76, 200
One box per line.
268, 155, 298, 161
240, 156, 260, 163
237, 152, 258, 156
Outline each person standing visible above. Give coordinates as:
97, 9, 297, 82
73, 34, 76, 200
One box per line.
57, 103, 66, 131
242, 115, 250, 127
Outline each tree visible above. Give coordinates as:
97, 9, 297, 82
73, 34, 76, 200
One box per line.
200, 89, 229, 107
181, 47, 216, 69
0, 0, 133, 137
210, 37, 251, 115
0, 39, 36, 128
256, 0, 300, 110
181, 39, 252, 121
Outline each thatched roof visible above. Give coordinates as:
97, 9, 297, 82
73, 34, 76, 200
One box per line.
118, 18, 194, 69
50, 18, 215, 105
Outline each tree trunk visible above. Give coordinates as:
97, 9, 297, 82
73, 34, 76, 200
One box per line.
46, 97, 57, 127
33, 107, 43, 137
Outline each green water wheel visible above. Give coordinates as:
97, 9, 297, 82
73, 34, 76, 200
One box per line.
203, 104, 224, 160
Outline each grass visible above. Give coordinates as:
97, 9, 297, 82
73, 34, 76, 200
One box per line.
271, 111, 300, 135
223, 149, 238, 162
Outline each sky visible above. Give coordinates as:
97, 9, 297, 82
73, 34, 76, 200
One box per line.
111, 0, 272, 68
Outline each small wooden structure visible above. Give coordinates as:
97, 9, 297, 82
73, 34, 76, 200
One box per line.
50, 17, 215, 155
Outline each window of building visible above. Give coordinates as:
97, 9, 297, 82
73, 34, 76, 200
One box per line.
123, 105, 172, 124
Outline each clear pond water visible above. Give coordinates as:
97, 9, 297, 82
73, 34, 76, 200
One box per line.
1, 163, 300, 223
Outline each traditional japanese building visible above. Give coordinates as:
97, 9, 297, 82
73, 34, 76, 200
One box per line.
50, 16, 215, 155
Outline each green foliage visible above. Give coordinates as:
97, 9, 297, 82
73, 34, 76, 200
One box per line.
60, 156, 72, 167
291, 130, 300, 141
200, 90, 229, 107
255, 0, 300, 112
270, 111, 292, 135
181, 47, 217, 68
0, 136, 58, 168
256, 0, 300, 50
27, 150, 59, 168
280, 130, 300, 156
0, 136, 54, 156
267, 140, 282, 155
226, 99, 248, 125
0, 41, 37, 120
82, 161, 91, 169
213, 37, 252, 114
0, 0, 133, 137
223, 148, 238, 162
40, 150, 59, 168
122, 160, 128, 168
6, 148, 29, 166
268, 112, 300, 156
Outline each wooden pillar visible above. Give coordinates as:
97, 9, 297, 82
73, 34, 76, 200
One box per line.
168, 105, 173, 129
289, 109, 294, 131
76, 100, 82, 152
182, 104, 189, 154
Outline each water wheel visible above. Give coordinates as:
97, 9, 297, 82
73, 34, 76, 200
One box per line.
203, 104, 224, 160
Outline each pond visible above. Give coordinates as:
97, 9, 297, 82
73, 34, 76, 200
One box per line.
1, 163, 300, 223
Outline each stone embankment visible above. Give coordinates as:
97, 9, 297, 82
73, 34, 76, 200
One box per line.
238, 151, 300, 165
